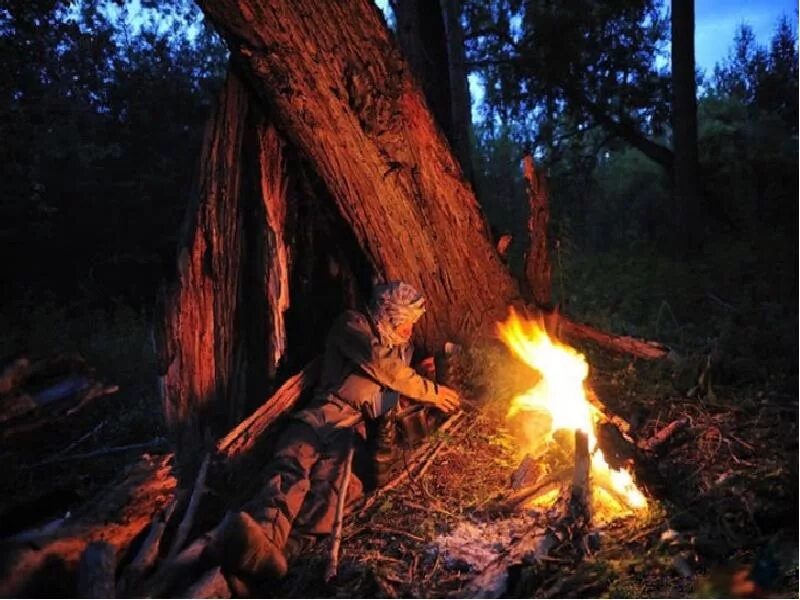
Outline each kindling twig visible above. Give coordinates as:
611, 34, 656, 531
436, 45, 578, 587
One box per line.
358, 411, 466, 516
326, 443, 355, 582
164, 453, 210, 564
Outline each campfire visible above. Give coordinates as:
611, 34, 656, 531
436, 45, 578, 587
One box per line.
497, 309, 648, 523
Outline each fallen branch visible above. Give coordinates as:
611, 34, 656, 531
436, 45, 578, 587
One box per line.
216, 358, 320, 459
22, 438, 169, 466
495, 468, 573, 511
637, 418, 689, 453
118, 498, 179, 593
557, 316, 669, 360
0, 454, 175, 598
325, 442, 355, 582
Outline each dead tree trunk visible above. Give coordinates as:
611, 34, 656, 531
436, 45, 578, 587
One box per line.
522, 153, 552, 309
197, 0, 521, 350
155, 72, 252, 461
156, 68, 375, 464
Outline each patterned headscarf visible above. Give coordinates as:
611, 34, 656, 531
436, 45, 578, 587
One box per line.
369, 281, 426, 346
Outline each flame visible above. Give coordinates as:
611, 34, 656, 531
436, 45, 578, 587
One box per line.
498, 309, 647, 519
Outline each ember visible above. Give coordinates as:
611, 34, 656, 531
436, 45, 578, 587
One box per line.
498, 310, 648, 521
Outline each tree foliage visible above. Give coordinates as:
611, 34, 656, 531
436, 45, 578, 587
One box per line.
0, 0, 226, 306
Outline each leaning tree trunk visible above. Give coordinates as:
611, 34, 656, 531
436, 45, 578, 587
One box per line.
198, 0, 521, 351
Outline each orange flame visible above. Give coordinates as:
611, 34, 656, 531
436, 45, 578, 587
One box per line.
498, 309, 647, 519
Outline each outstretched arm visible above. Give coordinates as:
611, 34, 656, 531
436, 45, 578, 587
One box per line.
334, 313, 460, 413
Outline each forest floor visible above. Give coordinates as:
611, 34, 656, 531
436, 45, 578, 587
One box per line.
271, 335, 798, 598
1, 235, 797, 597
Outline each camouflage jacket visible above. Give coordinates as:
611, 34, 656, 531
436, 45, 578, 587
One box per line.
295, 310, 440, 438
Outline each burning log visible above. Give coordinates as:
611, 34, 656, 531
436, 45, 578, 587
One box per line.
569, 431, 592, 526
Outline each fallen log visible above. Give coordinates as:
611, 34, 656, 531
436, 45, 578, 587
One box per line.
1, 380, 119, 440
557, 316, 669, 360
0, 454, 176, 598
117, 498, 178, 593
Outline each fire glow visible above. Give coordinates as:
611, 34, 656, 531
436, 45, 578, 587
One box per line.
498, 310, 648, 520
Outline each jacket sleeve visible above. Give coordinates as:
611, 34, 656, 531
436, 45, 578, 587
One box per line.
333, 312, 441, 403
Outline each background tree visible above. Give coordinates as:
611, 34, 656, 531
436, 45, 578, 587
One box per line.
670, 0, 701, 253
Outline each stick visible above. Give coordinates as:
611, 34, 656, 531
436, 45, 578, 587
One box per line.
119, 497, 178, 590
325, 442, 355, 583
22, 438, 168, 466
637, 417, 689, 452
571, 430, 591, 516
164, 453, 210, 564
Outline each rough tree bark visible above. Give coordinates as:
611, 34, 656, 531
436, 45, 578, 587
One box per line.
522, 153, 552, 309
391, 0, 453, 140
155, 72, 252, 461
198, 0, 521, 350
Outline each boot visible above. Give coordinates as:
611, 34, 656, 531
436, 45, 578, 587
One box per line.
374, 409, 400, 487
205, 511, 288, 580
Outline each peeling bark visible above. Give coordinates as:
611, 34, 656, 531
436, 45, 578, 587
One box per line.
198, 0, 521, 349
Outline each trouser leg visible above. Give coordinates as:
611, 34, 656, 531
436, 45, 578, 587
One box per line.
293, 428, 362, 536
244, 420, 320, 550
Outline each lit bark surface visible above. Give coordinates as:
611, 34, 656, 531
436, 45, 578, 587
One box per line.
155, 73, 250, 453
522, 154, 552, 308
198, 0, 520, 349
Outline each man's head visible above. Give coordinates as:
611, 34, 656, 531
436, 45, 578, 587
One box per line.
369, 281, 425, 345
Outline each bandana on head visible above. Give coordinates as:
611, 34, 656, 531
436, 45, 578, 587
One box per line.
369, 281, 426, 346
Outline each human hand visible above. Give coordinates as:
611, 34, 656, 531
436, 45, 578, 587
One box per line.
417, 356, 436, 379
430, 385, 460, 414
